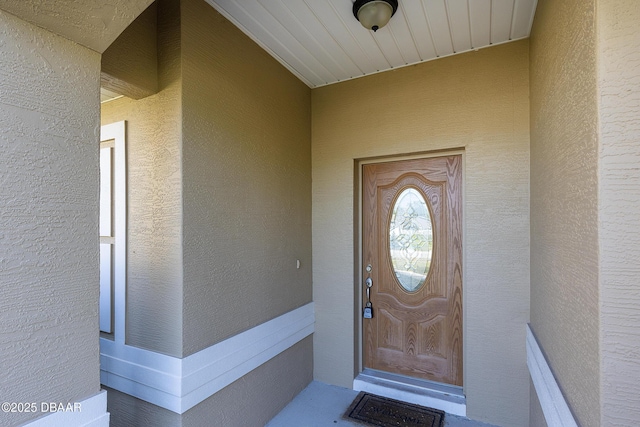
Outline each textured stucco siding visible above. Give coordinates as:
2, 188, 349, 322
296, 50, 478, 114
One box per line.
103, 1, 313, 424
106, 336, 312, 427
529, 1, 600, 426
105, 387, 181, 427
598, 1, 640, 425
312, 40, 530, 427
0, 10, 101, 427
100, 0, 183, 357
181, 0, 312, 354
0, 0, 154, 53
181, 336, 313, 427
101, 2, 158, 99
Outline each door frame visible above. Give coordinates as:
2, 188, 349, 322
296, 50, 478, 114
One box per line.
354, 148, 467, 392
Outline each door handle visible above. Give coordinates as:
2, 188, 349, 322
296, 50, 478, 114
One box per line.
365, 277, 372, 302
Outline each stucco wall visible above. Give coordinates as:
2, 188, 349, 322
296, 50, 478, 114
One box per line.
0, 0, 154, 53
529, 1, 600, 426
181, 0, 312, 354
100, 0, 183, 357
105, 387, 181, 427
0, 10, 101, 427
101, 2, 158, 99
102, 1, 313, 424
598, 1, 640, 425
182, 336, 313, 427
528, 380, 547, 427
106, 337, 311, 427
312, 40, 530, 427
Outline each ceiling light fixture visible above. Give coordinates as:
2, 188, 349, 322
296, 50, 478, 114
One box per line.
353, 0, 398, 32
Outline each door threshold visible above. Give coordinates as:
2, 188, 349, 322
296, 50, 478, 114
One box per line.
353, 369, 466, 416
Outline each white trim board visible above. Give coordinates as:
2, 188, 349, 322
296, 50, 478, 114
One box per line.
100, 303, 314, 414
527, 324, 578, 427
20, 390, 109, 427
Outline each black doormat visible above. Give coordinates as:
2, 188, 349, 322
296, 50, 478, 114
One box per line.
344, 392, 445, 427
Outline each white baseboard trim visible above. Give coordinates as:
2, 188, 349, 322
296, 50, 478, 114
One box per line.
100, 303, 314, 414
19, 390, 109, 427
526, 324, 578, 427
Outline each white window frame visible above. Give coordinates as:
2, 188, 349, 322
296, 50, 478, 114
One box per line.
100, 121, 126, 343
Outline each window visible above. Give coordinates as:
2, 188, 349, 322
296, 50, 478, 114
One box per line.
99, 121, 126, 342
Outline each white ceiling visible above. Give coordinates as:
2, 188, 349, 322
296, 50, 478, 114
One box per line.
205, 0, 538, 88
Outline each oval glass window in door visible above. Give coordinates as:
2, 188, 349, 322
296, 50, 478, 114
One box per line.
389, 187, 433, 292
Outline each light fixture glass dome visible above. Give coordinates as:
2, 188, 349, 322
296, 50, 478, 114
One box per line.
353, 0, 398, 32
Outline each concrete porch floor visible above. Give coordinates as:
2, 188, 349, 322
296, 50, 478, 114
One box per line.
266, 381, 499, 427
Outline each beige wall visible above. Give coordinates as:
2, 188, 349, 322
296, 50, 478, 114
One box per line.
102, 0, 313, 424
0, 0, 153, 53
598, 1, 640, 425
106, 338, 313, 427
529, 0, 600, 426
0, 9, 102, 427
101, 2, 158, 99
101, 0, 183, 357
106, 387, 181, 427
180, 0, 312, 354
102, 0, 313, 358
312, 40, 530, 426
182, 337, 313, 427
529, 381, 547, 427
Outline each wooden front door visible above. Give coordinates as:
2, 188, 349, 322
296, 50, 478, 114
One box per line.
362, 155, 462, 386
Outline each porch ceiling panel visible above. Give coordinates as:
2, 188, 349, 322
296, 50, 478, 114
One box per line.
205, 0, 538, 88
